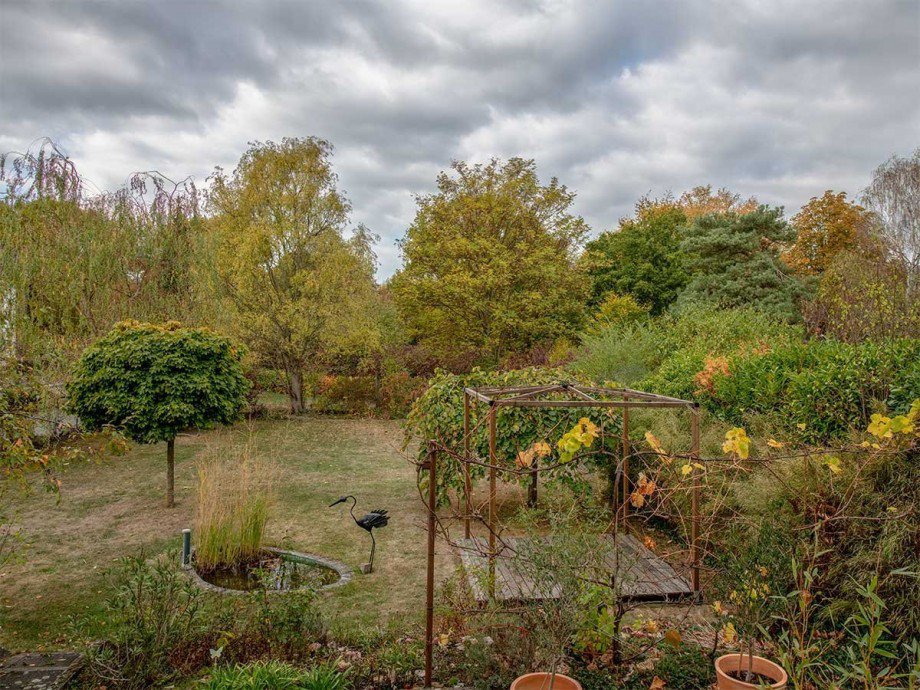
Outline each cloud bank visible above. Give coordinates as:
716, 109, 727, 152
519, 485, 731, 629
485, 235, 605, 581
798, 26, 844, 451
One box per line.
2, 0, 917, 277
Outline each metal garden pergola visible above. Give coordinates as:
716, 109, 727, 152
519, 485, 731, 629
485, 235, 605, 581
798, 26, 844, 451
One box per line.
421, 381, 704, 685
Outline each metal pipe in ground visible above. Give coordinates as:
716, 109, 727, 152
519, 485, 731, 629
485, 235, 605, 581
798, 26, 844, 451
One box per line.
181, 529, 191, 567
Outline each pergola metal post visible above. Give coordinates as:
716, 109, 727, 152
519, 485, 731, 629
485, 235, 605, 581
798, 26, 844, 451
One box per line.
423, 441, 437, 687
487, 402, 497, 599
690, 405, 701, 595
463, 391, 472, 540
621, 394, 630, 527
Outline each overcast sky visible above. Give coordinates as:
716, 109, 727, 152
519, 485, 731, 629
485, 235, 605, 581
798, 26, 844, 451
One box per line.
1, 1, 918, 278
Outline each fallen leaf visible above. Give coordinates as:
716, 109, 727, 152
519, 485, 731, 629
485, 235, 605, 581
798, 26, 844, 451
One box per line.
664, 629, 682, 647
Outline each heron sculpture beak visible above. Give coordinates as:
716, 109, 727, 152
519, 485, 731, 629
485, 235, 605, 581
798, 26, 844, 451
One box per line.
329, 496, 347, 507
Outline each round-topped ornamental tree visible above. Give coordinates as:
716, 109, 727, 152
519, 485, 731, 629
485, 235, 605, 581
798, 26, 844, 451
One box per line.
68, 321, 250, 507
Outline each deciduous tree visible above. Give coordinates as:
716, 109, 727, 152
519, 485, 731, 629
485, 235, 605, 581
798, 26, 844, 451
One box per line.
580, 199, 688, 314
785, 191, 877, 275
207, 138, 379, 412
391, 158, 588, 367
677, 185, 758, 220
862, 148, 920, 277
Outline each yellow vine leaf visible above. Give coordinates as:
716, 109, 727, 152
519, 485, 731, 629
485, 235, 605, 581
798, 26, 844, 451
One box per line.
721, 622, 737, 645
630, 472, 657, 507
908, 399, 920, 423
664, 629, 683, 648
722, 427, 751, 459
889, 415, 914, 435
645, 431, 668, 461
516, 448, 535, 469
556, 418, 598, 463
823, 455, 842, 474
868, 413, 893, 439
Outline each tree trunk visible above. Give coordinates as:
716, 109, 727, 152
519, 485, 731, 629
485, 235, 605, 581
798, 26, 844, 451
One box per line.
287, 369, 305, 414
166, 438, 176, 508
527, 460, 538, 508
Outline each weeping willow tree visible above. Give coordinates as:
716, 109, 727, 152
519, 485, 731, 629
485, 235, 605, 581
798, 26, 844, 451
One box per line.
0, 139, 206, 369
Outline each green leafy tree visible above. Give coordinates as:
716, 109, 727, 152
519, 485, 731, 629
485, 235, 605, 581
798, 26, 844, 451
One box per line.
207, 138, 379, 412
677, 207, 806, 321
390, 158, 589, 367
68, 321, 249, 507
581, 200, 688, 314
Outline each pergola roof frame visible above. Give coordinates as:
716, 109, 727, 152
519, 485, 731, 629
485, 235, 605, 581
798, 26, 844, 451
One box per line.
464, 382, 697, 409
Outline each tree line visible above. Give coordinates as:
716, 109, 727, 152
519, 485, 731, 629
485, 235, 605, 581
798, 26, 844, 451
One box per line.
1, 137, 918, 413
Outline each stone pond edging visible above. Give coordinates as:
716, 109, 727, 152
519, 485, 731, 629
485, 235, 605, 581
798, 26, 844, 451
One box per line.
184, 546, 353, 595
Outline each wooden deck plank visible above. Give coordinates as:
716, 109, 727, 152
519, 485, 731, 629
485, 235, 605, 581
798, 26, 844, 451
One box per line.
617, 534, 690, 596
456, 534, 691, 604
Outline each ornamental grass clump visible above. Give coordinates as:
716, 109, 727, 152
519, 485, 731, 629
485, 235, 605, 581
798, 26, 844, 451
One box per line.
195, 439, 273, 571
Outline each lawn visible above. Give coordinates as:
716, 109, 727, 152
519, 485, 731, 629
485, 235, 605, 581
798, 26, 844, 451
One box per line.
0, 415, 454, 651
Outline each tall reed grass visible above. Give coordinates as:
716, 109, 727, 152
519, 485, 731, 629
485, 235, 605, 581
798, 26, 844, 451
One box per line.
194, 437, 274, 571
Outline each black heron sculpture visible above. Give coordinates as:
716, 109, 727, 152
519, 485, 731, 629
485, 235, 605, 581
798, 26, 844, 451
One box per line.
329, 495, 389, 573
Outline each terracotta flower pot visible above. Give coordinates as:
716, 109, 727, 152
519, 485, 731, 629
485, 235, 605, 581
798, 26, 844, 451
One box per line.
510, 672, 583, 690
715, 653, 787, 689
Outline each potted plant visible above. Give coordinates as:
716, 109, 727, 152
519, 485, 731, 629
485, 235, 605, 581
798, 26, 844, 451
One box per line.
713, 569, 788, 689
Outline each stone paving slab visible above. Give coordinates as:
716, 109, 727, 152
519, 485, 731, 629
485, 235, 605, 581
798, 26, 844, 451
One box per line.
0, 652, 82, 689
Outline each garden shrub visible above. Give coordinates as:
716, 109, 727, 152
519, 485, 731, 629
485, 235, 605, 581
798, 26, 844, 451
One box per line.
377, 372, 427, 418
81, 554, 205, 689
821, 447, 920, 639
714, 435, 919, 644
705, 339, 920, 441
247, 589, 328, 659
805, 249, 920, 343
572, 305, 802, 389
311, 373, 425, 418
647, 644, 715, 690
313, 375, 378, 415
583, 293, 650, 336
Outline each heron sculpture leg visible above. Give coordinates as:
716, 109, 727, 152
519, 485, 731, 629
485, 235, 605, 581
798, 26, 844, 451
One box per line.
366, 530, 377, 573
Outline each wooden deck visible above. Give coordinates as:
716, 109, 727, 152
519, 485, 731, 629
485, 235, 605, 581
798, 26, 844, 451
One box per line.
457, 534, 693, 603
